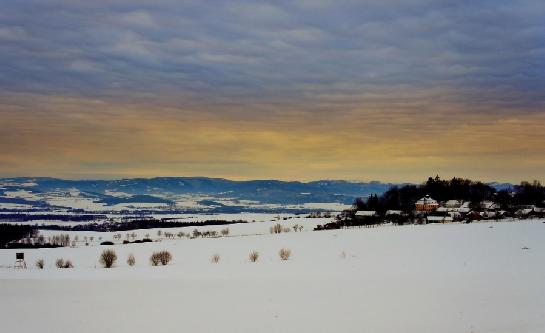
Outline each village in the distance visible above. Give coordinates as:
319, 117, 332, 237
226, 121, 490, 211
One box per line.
1, 176, 544, 249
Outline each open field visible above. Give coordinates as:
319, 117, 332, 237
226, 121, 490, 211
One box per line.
1, 219, 544, 333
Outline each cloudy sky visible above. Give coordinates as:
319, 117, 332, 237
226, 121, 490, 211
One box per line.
1, 0, 544, 182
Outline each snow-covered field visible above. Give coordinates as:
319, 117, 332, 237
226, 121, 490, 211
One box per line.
1, 219, 544, 333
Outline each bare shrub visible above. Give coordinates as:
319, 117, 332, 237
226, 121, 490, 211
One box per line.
99, 249, 117, 268
150, 253, 161, 266
220, 228, 230, 236
282, 227, 291, 233
159, 251, 172, 265
270, 223, 282, 234
293, 224, 303, 232
55, 259, 65, 268
150, 250, 172, 266
211, 254, 220, 263
56, 259, 73, 269
249, 251, 259, 262
127, 254, 136, 266
35, 259, 45, 269
279, 248, 291, 260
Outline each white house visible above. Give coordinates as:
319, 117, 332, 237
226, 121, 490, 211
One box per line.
437, 201, 471, 214
445, 200, 463, 208
480, 201, 499, 211
515, 208, 534, 217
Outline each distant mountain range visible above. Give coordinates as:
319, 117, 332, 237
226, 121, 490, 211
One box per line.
0, 177, 514, 213
0, 177, 397, 213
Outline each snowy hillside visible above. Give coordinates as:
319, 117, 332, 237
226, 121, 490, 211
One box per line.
1, 219, 544, 333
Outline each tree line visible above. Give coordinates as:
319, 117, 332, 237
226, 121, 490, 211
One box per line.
353, 176, 545, 214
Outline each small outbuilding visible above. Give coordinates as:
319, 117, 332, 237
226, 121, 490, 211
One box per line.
355, 210, 378, 217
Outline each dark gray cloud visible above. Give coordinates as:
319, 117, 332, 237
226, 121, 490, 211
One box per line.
1, 0, 544, 110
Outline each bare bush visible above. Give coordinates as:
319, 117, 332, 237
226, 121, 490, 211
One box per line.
100, 249, 117, 268
35, 259, 45, 269
282, 227, 291, 233
279, 248, 291, 260
211, 254, 220, 263
150, 250, 172, 266
127, 254, 136, 266
249, 251, 259, 262
292, 224, 304, 232
220, 228, 230, 236
150, 253, 161, 266
56, 259, 73, 269
55, 259, 65, 268
159, 251, 172, 265
270, 223, 283, 234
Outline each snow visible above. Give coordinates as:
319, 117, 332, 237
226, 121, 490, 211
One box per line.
0, 181, 37, 187
44, 194, 168, 212
355, 210, 377, 216
104, 190, 132, 198
32, 214, 326, 244
3, 189, 41, 201
2, 186, 350, 213
295, 202, 351, 210
1, 219, 544, 333
45, 194, 107, 211
0, 203, 35, 210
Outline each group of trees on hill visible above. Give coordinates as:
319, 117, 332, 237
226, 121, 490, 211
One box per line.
0, 224, 35, 247
510, 181, 545, 207
37, 218, 246, 232
353, 176, 545, 215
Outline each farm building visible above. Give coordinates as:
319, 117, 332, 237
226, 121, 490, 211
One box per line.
415, 195, 439, 212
